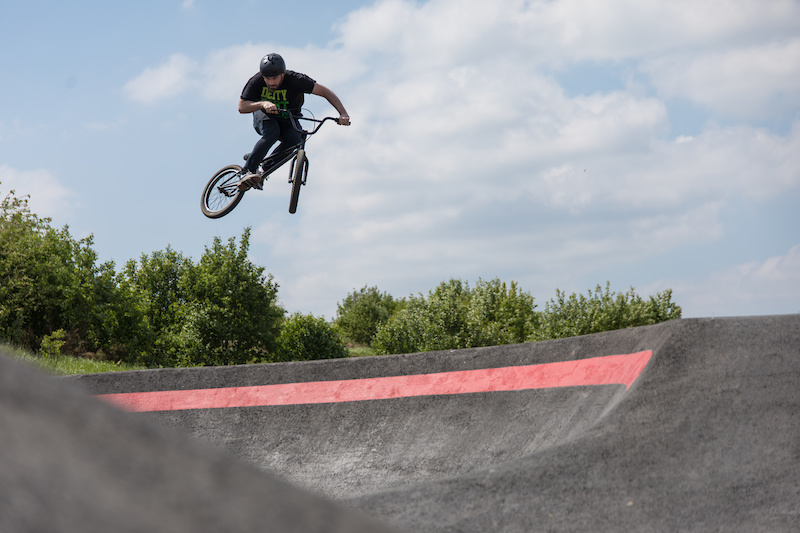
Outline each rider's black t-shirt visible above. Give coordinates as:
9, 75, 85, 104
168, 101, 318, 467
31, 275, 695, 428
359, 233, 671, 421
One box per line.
240, 70, 316, 115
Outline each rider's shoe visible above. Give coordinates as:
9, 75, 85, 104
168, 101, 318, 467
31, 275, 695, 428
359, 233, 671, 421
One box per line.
237, 171, 262, 191
249, 174, 264, 190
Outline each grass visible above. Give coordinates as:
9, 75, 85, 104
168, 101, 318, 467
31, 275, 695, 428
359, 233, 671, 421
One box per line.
3, 343, 145, 376
4, 341, 375, 375
347, 345, 377, 357
341, 337, 377, 357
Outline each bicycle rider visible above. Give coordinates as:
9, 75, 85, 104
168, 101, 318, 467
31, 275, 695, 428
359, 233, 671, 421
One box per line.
237, 53, 350, 191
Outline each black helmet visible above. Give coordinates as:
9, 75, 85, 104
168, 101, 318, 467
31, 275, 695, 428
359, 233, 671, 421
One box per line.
259, 53, 286, 77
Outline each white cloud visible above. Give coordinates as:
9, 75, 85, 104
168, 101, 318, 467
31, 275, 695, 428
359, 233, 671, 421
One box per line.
675, 245, 800, 317
123, 43, 364, 108
123, 54, 197, 104
130, 0, 800, 121
0, 165, 78, 221
644, 38, 800, 119
542, 0, 799, 59
335, 0, 800, 65
120, 0, 800, 317
199, 44, 266, 103
126, 0, 800, 117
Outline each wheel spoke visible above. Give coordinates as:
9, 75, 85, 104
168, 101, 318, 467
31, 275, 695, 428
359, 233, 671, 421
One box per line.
201, 166, 245, 218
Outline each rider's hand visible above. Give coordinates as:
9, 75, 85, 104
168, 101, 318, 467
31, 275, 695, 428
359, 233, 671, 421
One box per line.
262, 101, 279, 114
338, 115, 350, 126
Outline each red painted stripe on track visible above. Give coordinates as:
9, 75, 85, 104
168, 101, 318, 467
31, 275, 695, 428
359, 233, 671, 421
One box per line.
99, 351, 652, 412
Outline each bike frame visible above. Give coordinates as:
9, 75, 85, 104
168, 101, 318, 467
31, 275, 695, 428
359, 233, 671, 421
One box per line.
255, 115, 338, 183
200, 114, 339, 218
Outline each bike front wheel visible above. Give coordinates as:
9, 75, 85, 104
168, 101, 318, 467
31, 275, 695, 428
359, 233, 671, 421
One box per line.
201, 165, 245, 218
288, 149, 306, 214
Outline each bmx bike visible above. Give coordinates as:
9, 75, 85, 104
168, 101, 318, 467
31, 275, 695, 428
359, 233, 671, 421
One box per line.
201, 114, 338, 218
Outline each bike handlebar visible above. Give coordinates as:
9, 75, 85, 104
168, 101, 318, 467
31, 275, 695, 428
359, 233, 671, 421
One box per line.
296, 115, 339, 135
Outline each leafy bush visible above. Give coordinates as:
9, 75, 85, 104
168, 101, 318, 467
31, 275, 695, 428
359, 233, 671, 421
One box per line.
181, 231, 283, 366
0, 187, 146, 357
465, 278, 539, 346
39, 329, 66, 357
123, 247, 190, 335
334, 285, 399, 345
0, 190, 82, 348
1, 187, 285, 368
372, 278, 538, 354
533, 282, 682, 340
122, 230, 284, 367
275, 313, 348, 362
373, 279, 681, 354
2, 185, 683, 367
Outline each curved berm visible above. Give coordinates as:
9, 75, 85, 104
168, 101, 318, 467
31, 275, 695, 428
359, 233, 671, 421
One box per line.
3, 315, 799, 531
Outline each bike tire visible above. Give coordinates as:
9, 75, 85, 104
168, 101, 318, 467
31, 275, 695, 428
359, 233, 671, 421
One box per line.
201, 165, 245, 219
288, 149, 306, 214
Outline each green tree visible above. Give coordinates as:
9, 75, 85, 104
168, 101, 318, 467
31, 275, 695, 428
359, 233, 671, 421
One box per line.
178, 229, 284, 366
465, 279, 538, 346
68, 254, 147, 360
0, 187, 145, 357
372, 278, 538, 354
533, 282, 682, 340
124, 247, 191, 335
123, 229, 284, 367
371, 279, 680, 354
371, 297, 439, 355
0, 190, 73, 347
276, 313, 348, 362
334, 285, 399, 345
122, 247, 193, 366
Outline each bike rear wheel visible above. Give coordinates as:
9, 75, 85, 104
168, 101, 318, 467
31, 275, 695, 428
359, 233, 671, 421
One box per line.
288, 149, 306, 214
201, 165, 245, 218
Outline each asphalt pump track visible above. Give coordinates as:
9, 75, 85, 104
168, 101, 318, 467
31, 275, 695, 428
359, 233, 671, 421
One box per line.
1, 314, 798, 531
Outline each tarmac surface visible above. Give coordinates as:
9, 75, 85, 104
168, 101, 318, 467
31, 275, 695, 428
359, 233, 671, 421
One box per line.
2, 314, 799, 531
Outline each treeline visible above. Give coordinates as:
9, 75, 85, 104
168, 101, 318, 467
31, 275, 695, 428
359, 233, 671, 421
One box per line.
1, 187, 681, 368
0, 188, 345, 367
334, 280, 681, 354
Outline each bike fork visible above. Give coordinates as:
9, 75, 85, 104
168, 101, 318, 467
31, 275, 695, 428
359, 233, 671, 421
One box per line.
288, 154, 309, 185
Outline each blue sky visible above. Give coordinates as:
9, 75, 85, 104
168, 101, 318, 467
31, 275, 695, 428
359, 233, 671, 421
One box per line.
2, 0, 799, 320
